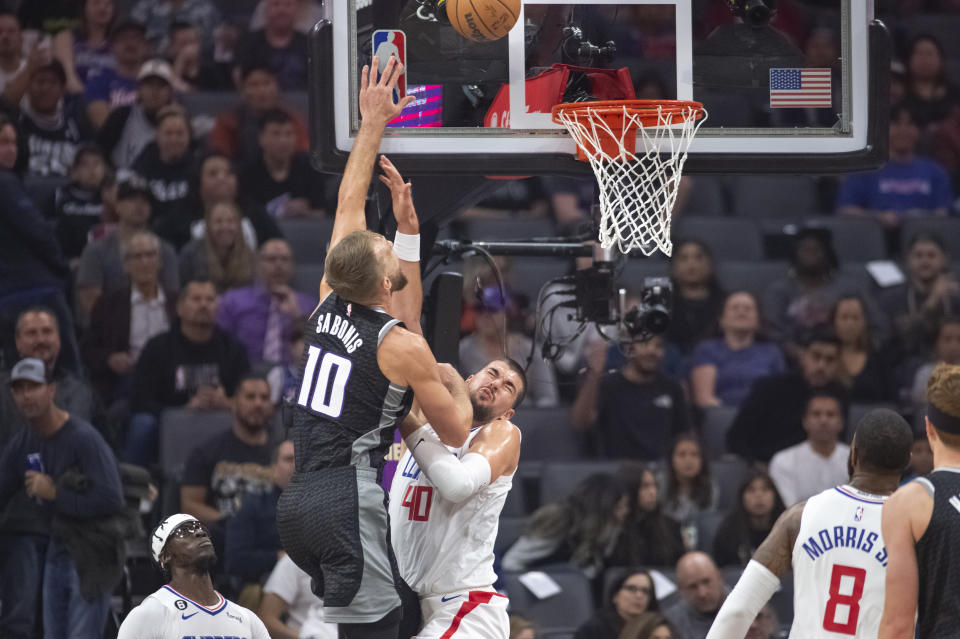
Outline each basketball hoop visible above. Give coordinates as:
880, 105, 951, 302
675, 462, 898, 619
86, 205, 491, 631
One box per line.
552, 100, 707, 256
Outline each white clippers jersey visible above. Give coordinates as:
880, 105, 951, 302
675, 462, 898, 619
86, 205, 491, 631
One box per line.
789, 485, 889, 639
117, 585, 270, 639
389, 425, 514, 596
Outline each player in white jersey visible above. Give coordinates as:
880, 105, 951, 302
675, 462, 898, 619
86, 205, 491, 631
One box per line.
706, 407, 913, 639
118, 513, 269, 639
389, 358, 526, 639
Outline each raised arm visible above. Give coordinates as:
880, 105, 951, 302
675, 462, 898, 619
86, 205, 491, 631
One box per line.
378, 154, 423, 334
380, 333, 472, 447
706, 501, 805, 639
319, 56, 415, 300
879, 481, 931, 639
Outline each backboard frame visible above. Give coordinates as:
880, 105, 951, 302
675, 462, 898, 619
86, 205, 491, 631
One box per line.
308, 1, 890, 176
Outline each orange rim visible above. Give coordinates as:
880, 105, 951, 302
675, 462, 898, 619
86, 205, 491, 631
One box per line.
551, 99, 705, 128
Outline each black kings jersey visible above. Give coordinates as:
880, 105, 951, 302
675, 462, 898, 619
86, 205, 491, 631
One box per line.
291, 293, 413, 476
915, 468, 960, 639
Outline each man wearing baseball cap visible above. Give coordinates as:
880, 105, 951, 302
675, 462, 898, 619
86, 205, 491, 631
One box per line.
86, 20, 151, 128
118, 513, 269, 639
0, 358, 125, 638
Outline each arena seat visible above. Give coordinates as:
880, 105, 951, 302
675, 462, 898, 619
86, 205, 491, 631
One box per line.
730, 175, 822, 219
696, 510, 728, 555
619, 258, 670, 289
158, 409, 232, 516
673, 217, 764, 261
495, 516, 527, 555
293, 264, 326, 298
179, 91, 241, 118
700, 406, 739, 460
846, 403, 900, 443
501, 483, 528, 518
900, 218, 960, 259
512, 407, 583, 462
712, 458, 750, 511
806, 217, 888, 263
538, 461, 624, 507
508, 258, 570, 303
503, 570, 594, 632
716, 261, 788, 299
465, 217, 557, 241
678, 175, 728, 217
278, 217, 335, 263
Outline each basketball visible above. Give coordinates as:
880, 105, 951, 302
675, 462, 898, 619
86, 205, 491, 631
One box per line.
446, 0, 521, 43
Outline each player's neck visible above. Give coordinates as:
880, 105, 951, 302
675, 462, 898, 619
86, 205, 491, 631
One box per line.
848, 472, 900, 497
168, 572, 218, 606
933, 448, 960, 470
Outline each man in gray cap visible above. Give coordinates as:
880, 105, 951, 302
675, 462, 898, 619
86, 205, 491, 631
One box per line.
0, 358, 124, 639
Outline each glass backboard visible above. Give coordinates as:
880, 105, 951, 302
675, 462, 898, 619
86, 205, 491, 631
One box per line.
309, 0, 890, 176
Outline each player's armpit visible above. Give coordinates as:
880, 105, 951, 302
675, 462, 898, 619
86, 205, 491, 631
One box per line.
468, 419, 521, 481
878, 482, 930, 639
752, 501, 805, 578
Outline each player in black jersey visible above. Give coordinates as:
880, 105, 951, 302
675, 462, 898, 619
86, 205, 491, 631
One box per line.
276, 55, 473, 639
880, 363, 960, 639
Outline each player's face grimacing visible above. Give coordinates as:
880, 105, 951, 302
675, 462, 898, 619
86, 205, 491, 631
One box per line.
465, 360, 523, 424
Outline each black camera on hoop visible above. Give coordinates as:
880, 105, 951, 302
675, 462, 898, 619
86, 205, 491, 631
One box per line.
623, 277, 672, 341
725, 0, 777, 27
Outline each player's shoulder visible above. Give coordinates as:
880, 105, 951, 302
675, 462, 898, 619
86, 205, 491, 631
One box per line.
224, 600, 271, 638
889, 478, 933, 505
476, 418, 521, 441
117, 592, 171, 638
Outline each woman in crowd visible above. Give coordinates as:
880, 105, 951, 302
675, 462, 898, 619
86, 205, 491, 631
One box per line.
574, 568, 659, 639
903, 34, 959, 128
615, 463, 685, 568
665, 239, 725, 358
658, 434, 718, 549
690, 291, 785, 408
178, 201, 256, 292
712, 471, 785, 567
831, 294, 895, 401
619, 613, 675, 639
502, 474, 629, 583
54, 0, 116, 94
132, 105, 195, 232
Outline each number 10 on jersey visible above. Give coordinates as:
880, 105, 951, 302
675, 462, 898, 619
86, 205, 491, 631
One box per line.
298, 345, 353, 418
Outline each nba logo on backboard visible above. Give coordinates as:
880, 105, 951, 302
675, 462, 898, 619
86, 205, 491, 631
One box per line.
854, 506, 864, 522
372, 30, 406, 102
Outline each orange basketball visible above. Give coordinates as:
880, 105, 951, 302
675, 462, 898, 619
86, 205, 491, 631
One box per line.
446, 0, 521, 43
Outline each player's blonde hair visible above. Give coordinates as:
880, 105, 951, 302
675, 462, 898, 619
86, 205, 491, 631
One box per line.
324, 230, 387, 304
926, 363, 960, 448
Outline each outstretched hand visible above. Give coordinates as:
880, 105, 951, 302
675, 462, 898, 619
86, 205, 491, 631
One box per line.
378, 155, 418, 234
359, 55, 416, 126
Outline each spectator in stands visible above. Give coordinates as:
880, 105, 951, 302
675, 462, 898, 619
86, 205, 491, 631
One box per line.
663, 552, 727, 639
0, 115, 82, 375
836, 105, 953, 228
132, 104, 194, 228
764, 228, 887, 354
931, 102, 960, 190
97, 58, 174, 169
502, 473, 629, 582
831, 294, 895, 402
179, 201, 258, 292
0, 307, 98, 450
224, 438, 293, 585
18, 60, 94, 178
166, 21, 231, 92
0, 357, 125, 639
208, 63, 309, 168
217, 239, 314, 366
234, 0, 308, 91
81, 230, 175, 408
712, 471, 785, 567
690, 292, 785, 408
666, 239, 725, 358
615, 463, 686, 568
619, 613, 677, 639
239, 108, 326, 218
85, 20, 149, 128
902, 34, 959, 128
573, 568, 659, 639
902, 430, 934, 482
259, 555, 333, 639
251, 0, 324, 34
75, 176, 179, 324
0, 12, 26, 94
53, 0, 116, 94
911, 315, 960, 404
573, 335, 690, 461
459, 286, 559, 407
17, 2, 81, 39
743, 605, 778, 639
768, 389, 849, 506
659, 434, 718, 550
880, 232, 960, 360
129, 0, 222, 56
180, 375, 274, 527
727, 327, 847, 464
124, 279, 250, 466
52, 144, 107, 262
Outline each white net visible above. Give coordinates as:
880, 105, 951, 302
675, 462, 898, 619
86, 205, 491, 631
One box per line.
554, 103, 707, 257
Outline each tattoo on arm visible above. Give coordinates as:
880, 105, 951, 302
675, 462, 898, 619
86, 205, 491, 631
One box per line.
752, 501, 805, 578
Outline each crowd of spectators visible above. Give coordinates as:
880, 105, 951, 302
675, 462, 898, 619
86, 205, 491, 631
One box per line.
0, 1, 959, 639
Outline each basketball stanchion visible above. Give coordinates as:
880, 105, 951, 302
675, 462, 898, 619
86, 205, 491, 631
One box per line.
552, 100, 707, 257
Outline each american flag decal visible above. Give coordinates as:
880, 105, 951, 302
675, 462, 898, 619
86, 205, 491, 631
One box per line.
769, 68, 832, 108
